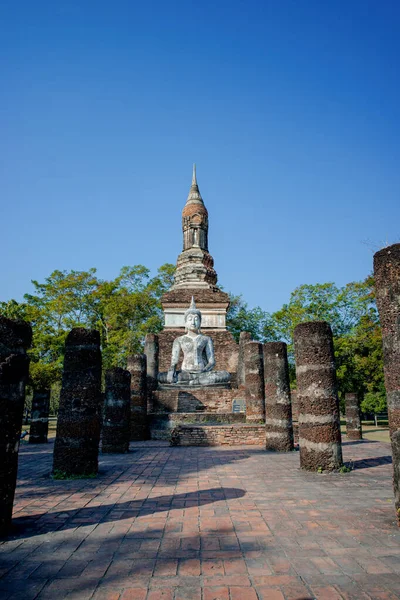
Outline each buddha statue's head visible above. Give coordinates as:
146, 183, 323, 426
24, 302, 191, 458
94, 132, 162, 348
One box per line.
184, 297, 201, 333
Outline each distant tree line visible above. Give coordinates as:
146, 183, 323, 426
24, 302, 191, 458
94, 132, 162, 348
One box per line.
0, 267, 385, 416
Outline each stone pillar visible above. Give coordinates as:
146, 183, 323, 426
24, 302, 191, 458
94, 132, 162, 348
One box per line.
291, 390, 299, 444
264, 342, 294, 451
144, 333, 159, 412
374, 243, 400, 525
29, 389, 50, 443
127, 354, 148, 440
0, 316, 32, 536
244, 341, 265, 422
102, 367, 131, 453
237, 332, 252, 388
293, 321, 343, 471
53, 328, 102, 477
345, 393, 362, 440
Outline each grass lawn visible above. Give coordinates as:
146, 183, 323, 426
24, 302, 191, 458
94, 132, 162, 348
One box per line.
20, 418, 58, 441
341, 420, 390, 444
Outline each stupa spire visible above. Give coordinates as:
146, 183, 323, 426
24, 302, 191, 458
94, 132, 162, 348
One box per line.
172, 165, 217, 289
186, 163, 204, 204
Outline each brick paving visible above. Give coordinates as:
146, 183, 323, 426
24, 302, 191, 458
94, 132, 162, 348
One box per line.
0, 438, 399, 599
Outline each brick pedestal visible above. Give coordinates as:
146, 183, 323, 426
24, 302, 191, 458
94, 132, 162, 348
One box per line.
294, 321, 343, 471
171, 424, 265, 446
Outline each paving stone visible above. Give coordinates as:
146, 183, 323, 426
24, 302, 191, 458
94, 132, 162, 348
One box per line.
0, 439, 399, 599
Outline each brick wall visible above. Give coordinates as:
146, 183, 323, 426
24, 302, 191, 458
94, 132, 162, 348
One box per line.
171, 424, 265, 446
153, 386, 238, 413
149, 412, 246, 440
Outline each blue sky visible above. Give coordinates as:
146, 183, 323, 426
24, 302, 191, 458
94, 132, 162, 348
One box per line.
1, 1, 399, 312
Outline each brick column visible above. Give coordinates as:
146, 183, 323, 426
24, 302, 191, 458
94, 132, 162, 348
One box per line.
237, 332, 252, 388
374, 243, 400, 525
244, 341, 265, 422
144, 333, 159, 413
294, 321, 343, 471
102, 367, 131, 453
29, 388, 50, 443
127, 354, 148, 440
53, 328, 102, 477
264, 342, 294, 451
0, 316, 32, 536
345, 393, 362, 440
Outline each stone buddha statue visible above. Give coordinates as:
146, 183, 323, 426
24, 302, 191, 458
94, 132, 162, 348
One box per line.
158, 298, 231, 387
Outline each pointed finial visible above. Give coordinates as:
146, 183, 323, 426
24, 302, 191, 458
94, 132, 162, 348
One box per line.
192, 163, 197, 186
184, 295, 201, 320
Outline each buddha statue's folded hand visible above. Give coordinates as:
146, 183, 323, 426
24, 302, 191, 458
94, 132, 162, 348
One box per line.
167, 367, 176, 384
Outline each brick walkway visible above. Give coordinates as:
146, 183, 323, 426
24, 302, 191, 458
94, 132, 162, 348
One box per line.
1, 439, 399, 599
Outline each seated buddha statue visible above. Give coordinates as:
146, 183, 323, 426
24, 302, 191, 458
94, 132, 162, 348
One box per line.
158, 298, 231, 387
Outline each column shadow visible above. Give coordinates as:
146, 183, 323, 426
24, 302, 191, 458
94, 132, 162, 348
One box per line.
8, 487, 246, 540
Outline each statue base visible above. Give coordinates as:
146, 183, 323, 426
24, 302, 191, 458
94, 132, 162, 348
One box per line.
153, 385, 238, 414
158, 382, 231, 390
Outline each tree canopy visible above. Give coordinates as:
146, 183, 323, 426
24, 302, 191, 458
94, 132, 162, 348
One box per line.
0, 267, 385, 415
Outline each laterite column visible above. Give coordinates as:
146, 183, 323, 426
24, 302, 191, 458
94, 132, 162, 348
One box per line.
294, 321, 343, 471
144, 333, 159, 413
127, 354, 148, 440
291, 390, 299, 444
102, 367, 131, 453
29, 388, 50, 443
374, 243, 400, 525
244, 341, 265, 422
345, 393, 362, 440
0, 316, 32, 536
53, 328, 102, 476
264, 342, 294, 451
237, 331, 252, 388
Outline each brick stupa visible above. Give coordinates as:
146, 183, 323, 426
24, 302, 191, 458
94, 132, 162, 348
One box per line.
150, 166, 242, 422
157, 166, 239, 378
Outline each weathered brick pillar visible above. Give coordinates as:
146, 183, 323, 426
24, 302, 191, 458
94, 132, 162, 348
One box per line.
0, 316, 32, 536
264, 342, 294, 451
237, 332, 252, 388
294, 322, 343, 471
374, 243, 400, 525
345, 393, 362, 440
144, 333, 159, 413
29, 388, 50, 443
102, 367, 131, 453
244, 341, 265, 422
291, 390, 299, 444
127, 354, 148, 440
53, 328, 102, 477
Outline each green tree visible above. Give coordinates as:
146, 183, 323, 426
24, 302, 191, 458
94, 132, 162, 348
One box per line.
0, 263, 175, 411
227, 294, 279, 342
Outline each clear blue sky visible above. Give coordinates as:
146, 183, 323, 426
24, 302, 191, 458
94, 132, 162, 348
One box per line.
1, 1, 399, 312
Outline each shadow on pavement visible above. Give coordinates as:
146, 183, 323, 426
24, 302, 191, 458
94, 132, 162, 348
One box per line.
350, 455, 392, 469
8, 487, 246, 540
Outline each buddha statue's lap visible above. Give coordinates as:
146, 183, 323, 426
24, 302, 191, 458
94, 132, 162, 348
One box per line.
158, 298, 231, 388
